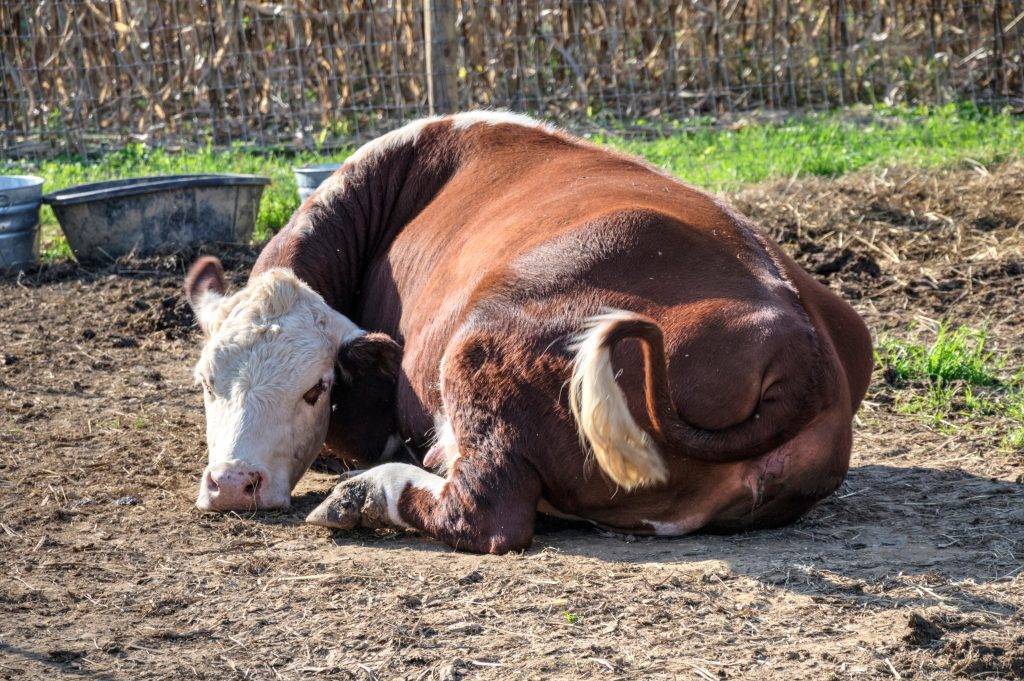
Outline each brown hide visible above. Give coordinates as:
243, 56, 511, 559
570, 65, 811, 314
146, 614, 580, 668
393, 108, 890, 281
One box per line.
255, 116, 873, 553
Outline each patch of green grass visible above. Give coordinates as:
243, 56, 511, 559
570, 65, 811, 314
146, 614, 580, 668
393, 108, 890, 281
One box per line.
895, 383, 1003, 427
1004, 394, 1024, 448
39, 236, 73, 264
876, 324, 1023, 450
876, 325, 1001, 388
4, 103, 1022, 260
602, 103, 1024, 190
1004, 427, 1024, 453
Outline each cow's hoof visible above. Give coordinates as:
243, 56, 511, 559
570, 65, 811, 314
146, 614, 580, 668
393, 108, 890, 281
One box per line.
306, 474, 388, 530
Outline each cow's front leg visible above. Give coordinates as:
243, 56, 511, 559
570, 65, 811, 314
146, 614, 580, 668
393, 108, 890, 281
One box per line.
306, 463, 442, 531
306, 458, 541, 554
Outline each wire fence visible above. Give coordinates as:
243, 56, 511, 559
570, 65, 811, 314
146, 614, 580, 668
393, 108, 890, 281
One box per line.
2, 0, 1022, 158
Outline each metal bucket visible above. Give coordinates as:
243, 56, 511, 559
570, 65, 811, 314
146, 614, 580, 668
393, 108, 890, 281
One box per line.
43, 174, 269, 263
0, 175, 45, 272
294, 163, 342, 203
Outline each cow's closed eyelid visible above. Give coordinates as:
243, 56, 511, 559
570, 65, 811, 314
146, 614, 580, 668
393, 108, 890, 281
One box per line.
302, 379, 327, 405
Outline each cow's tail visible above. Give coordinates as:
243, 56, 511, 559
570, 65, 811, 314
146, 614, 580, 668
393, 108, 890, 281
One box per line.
568, 310, 669, 490
568, 309, 822, 491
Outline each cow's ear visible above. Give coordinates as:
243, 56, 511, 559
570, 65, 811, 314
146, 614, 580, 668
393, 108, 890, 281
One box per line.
327, 333, 402, 466
185, 256, 227, 336
336, 333, 402, 386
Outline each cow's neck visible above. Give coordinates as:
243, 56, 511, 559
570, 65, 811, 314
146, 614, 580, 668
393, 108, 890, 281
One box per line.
250, 124, 462, 467
252, 124, 461, 317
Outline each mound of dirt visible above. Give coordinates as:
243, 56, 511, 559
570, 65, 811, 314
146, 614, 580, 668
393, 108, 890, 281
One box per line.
905, 612, 945, 647
945, 638, 1024, 678
4, 245, 260, 343
735, 161, 1024, 331
121, 287, 196, 339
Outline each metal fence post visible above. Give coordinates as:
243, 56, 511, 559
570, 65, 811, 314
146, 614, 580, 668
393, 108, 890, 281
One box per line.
424, 0, 458, 115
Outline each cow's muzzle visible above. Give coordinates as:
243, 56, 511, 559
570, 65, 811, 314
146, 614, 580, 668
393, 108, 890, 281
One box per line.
196, 460, 287, 512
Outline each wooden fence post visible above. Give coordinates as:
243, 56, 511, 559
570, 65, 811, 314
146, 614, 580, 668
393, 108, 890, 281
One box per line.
424, 0, 458, 115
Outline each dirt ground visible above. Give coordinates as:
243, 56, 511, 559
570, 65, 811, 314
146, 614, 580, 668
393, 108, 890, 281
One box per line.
2, 162, 1023, 680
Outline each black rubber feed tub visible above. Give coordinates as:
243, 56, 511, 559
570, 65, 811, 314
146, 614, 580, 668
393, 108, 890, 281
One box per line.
43, 174, 270, 262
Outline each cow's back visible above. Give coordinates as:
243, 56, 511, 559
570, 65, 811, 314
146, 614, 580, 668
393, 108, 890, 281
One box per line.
358, 124, 825, 446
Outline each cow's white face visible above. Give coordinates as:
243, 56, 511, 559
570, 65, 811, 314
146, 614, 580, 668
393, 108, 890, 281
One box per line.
185, 259, 363, 512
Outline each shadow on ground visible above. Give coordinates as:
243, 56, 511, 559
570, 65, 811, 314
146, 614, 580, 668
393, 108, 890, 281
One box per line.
298, 463, 1022, 616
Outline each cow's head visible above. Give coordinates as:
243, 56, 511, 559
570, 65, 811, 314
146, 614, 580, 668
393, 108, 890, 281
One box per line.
184, 256, 400, 512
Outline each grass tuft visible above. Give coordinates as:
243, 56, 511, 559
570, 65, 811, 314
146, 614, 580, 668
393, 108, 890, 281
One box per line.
876, 325, 1000, 388
876, 324, 1023, 449
1004, 427, 1024, 453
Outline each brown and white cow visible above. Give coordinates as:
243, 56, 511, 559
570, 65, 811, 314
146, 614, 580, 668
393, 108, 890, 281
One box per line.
184, 111, 872, 554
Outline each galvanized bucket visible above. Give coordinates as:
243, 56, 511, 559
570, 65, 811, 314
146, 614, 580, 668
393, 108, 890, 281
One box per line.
0, 175, 45, 272
294, 163, 342, 203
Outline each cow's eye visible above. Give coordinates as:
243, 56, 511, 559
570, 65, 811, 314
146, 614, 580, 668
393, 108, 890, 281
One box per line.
303, 379, 326, 405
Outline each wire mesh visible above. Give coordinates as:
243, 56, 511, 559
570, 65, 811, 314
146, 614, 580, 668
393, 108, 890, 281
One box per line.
1, 0, 1021, 158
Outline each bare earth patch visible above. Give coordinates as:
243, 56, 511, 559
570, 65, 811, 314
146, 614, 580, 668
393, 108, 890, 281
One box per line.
2, 163, 1022, 679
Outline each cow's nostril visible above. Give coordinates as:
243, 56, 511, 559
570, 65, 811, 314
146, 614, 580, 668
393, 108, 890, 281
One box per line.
202, 466, 267, 509
243, 474, 261, 498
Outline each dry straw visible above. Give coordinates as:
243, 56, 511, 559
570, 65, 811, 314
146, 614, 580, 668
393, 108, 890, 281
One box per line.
1, 0, 1021, 157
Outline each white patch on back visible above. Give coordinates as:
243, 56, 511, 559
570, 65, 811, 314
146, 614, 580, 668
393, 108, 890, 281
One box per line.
314, 111, 554, 211
345, 117, 439, 167
449, 110, 552, 133
313, 116, 442, 209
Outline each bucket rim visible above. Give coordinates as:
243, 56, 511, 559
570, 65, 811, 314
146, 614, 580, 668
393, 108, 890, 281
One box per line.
292, 162, 344, 174
0, 174, 45, 188
42, 174, 270, 207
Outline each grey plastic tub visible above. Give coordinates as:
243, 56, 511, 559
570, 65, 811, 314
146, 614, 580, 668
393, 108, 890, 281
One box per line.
0, 175, 45, 272
43, 174, 270, 263
294, 163, 342, 203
